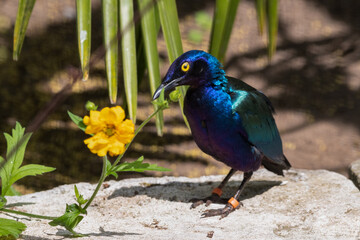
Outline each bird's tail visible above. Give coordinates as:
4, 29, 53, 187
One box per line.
261, 155, 291, 176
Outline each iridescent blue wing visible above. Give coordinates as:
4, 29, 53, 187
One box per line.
226, 77, 285, 164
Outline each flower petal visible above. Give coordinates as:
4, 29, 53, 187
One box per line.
82, 106, 134, 157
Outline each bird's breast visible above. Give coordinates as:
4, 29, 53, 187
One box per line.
184, 86, 260, 172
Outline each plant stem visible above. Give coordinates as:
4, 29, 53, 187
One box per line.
112, 102, 168, 167
0, 208, 56, 220
82, 103, 168, 211
83, 156, 107, 210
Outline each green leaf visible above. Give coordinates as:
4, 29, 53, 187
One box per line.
267, 0, 278, 59
5, 186, 21, 197
102, 0, 119, 104
135, 24, 147, 88
119, 0, 138, 122
255, 0, 266, 35
105, 159, 118, 178
0, 218, 26, 238
0, 123, 54, 196
74, 185, 88, 206
9, 164, 55, 187
112, 156, 171, 173
209, 0, 241, 64
0, 156, 4, 172
0, 196, 7, 208
67, 111, 86, 132
76, 0, 92, 80
0, 122, 32, 196
49, 204, 86, 232
74, 185, 80, 200
157, 0, 189, 129
138, 0, 164, 136
13, 0, 36, 60
156, 0, 183, 62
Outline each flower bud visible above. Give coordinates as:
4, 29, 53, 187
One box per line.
169, 90, 181, 102
85, 101, 98, 111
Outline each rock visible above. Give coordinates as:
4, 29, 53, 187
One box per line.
349, 160, 360, 190
1, 169, 360, 239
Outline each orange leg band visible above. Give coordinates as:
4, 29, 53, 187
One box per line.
228, 197, 239, 209
212, 187, 223, 197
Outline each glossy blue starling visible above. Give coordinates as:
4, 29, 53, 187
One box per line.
153, 50, 291, 218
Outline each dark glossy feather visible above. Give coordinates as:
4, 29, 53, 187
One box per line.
226, 77, 286, 165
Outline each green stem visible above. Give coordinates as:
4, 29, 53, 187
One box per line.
111, 102, 168, 167
0, 208, 56, 220
83, 156, 107, 210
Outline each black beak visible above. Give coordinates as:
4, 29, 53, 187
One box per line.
152, 76, 184, 100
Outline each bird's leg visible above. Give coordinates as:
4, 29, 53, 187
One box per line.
190, 169, 236, 208
202, 171, 253, 219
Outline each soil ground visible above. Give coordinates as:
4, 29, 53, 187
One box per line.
0, 0, 359, 192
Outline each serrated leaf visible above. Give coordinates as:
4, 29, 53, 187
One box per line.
49, 204, 86, 232
5, 122, 32, 172
9, 164, 55, 187
1, 122, 32, 196
112, 156, 171, 173
13, 0, 36, 60
0, 218, 26, 238
68, 111, 86, 132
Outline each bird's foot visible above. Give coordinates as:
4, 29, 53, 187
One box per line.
201, 197, 243, 219
190, 193, 227, 209
201, 201, 243, 219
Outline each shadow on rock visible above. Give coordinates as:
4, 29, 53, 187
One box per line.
107, 180, 282, 203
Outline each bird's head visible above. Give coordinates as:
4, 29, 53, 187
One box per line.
152, 50, 225, 100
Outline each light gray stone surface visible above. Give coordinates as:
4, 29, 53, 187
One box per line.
349, 160, 360, 190
1, 169, 360, 240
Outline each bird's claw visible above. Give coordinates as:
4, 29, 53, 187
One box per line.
190, 194, 227, 209
201, 202, 243, 219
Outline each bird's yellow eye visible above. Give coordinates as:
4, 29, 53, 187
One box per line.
181, 62, 190, 72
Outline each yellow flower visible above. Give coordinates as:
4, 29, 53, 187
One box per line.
83, 106, 135, 157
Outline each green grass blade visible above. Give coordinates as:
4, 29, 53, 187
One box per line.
102, 0, 118, 104
138, 0, 164, 136
267, 0, 278, 59
119, 0, 137, 122
156, 0, 183, 62
157, 0, 189, 128
76, 0, 91, 80
135, 24, 146, 86
209, 0, 241, 64
255, 0, 266, 35
13, 0, 36, 61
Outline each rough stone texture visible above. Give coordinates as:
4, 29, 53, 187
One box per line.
349, 160, 360, 190
1, 169, 360, 240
